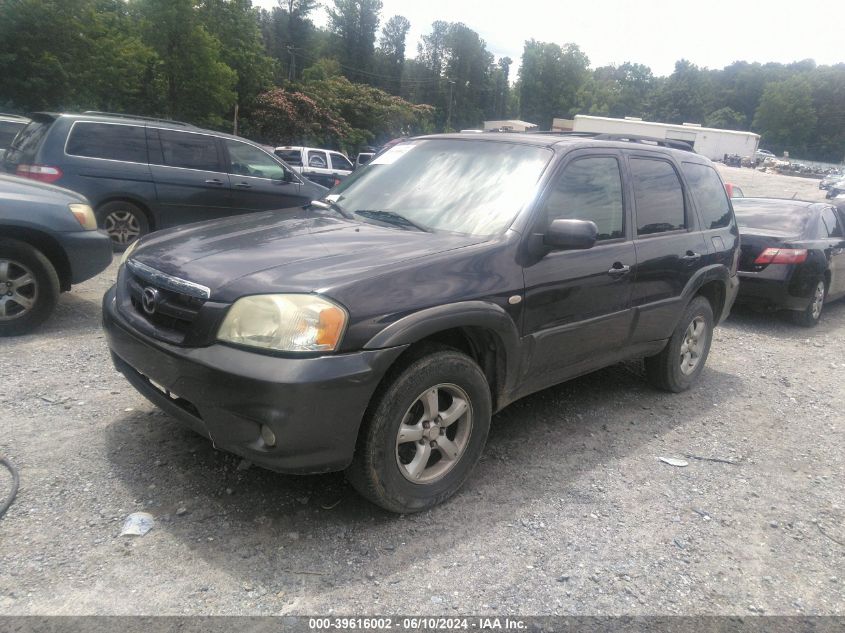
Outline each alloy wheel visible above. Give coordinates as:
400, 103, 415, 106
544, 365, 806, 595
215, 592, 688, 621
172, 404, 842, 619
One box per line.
811, 281, 825, 320
0, 259, 37, 321
679, 316, 707, 376
104, 210, 141, 246
395, 383, 473, 484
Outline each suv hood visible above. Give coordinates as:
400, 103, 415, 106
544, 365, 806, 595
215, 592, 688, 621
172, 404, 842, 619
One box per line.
132, 211, 485, 301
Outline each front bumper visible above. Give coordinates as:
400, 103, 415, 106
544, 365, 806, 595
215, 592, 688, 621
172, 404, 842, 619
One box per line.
62, 229, 113, 284
103, 286, 407, 474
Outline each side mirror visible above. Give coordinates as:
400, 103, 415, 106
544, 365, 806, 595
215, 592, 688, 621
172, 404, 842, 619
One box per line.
543, 219, 598, 250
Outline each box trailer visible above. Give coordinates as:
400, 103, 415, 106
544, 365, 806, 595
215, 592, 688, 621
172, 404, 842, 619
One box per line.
571, 115, 760, 161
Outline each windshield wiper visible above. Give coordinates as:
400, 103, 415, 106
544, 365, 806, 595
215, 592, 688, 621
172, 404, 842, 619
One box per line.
309, 199, 354, 219
354, 210, 430, 232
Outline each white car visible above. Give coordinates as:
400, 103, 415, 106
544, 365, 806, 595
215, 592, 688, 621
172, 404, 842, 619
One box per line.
755, 149, 776, 164
273, 146, 354, 189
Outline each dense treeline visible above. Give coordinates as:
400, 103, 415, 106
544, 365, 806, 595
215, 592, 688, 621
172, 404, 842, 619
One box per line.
0, 0, 843, 161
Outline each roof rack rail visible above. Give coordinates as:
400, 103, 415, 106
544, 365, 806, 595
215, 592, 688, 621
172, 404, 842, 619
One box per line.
81, 111, 194, 127
0, 113, 30, 120
592, 133, 696, 152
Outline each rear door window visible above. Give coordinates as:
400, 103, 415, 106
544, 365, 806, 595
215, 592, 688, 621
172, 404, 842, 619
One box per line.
630, 158, 686, 235
329, 152, 353, 171
66, 122, 148, 163
307, 150, 328, 169
154, 129, 222, 172
682, 162, 733, 229
820, 206, 844, 238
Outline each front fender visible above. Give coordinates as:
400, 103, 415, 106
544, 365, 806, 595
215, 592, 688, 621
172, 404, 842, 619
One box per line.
363, 300, 523, 402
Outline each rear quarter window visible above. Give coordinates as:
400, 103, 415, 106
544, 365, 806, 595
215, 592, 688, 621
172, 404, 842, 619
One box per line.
66, 122, 148, 163
5, 119, 52, 164
682, 162, 733, 229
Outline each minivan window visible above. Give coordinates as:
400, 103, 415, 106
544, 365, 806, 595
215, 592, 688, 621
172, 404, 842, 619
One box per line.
543, 156, 624, 240
0, 121, 26, 148
330, 153, 353, 171
631, 158, 686, 235
682, 162, 732, 229
155, 129, 221, 172
225, 139, 285, 180
329, 139, 552, 236
5, 119, 51, 163
66, 122, 148, 163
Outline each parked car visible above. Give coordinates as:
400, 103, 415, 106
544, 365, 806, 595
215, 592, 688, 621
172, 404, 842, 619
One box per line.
733, 197, 845, 326
2, 112, 326, 251
724, 182, 744, 198
354, 152, 375, 169
825, 179, 845, 199
103, 133, 739, 513
273, 146, 353, 188
0, 174, 112, 335
0, 114, 29, 162
755, 149, 776, 164
819, 172, 843, 190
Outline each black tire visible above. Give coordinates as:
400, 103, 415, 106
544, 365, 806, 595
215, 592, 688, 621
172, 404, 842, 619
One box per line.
346, 346, 492, 513
96, 200, 149, 252
0, 238, 60, 336
792, 279, 825, 327
645, 296, 714, 393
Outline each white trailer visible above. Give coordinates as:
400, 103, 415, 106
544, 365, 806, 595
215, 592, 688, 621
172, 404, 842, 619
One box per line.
571, 115, 760, 161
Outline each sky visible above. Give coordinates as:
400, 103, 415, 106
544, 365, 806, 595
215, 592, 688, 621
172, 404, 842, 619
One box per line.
254, 0, 843, 78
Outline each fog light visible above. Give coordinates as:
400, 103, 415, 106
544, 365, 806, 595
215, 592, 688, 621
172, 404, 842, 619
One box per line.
260, 424, 276, 447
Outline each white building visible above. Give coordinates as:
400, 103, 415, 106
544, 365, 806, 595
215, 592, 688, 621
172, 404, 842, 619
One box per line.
483, 119, 538, 132
571, 115, 760, 161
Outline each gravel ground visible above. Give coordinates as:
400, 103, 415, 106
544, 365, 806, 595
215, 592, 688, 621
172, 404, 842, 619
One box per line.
1, 167, 843, 616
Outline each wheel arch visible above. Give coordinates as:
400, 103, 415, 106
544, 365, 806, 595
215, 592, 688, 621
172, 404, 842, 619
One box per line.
364, 301, 522, 412
95, 196, 156, 231
0, 227, 72, 291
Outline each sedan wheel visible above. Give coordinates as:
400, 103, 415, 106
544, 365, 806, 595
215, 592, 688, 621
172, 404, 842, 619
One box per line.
793, 280, 826, 327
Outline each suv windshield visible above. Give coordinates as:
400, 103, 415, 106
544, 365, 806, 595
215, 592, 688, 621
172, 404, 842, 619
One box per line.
329, 139, 552, 236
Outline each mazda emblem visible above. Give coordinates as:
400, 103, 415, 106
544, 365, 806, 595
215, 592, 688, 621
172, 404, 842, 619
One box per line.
142, 287, 160, 315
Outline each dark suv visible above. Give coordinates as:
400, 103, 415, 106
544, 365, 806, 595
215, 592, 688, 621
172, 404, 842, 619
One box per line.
102, 134, 740, 513
2, 112, 326, 250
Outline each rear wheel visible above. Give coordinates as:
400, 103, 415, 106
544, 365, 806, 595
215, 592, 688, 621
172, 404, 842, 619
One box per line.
645, 296, 714, 393
0, 238, 60, 336
97, 200, 149, 252
792, 279, 825, 327
346, 347, 492, 513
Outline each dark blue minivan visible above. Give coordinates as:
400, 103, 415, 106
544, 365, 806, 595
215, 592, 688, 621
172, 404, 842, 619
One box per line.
2, 112, 326, 250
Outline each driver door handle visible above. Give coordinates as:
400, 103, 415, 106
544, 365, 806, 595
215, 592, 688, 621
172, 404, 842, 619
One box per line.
607, 263, 631, 277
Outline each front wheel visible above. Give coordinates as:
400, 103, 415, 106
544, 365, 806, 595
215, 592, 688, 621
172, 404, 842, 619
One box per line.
346, 347, 492, 513
645, 296, 714, 393
0, 238, 60, 336
792, 279, 825, 327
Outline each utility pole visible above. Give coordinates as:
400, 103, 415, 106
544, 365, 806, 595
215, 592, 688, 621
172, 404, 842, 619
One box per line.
233, 103, 239, 136
445, 80, 455, 132
287, 45, 296, 81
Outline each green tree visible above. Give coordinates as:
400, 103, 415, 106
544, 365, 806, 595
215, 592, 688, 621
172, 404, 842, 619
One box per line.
132, 0, 237, 126
753, 76, 818, 156
518, 40, 590, 127
198, 0, 275, 108
327, 0, 383, 83
373, 14, 410, 94
653, 59, 710, 124
704, 107, 746, 130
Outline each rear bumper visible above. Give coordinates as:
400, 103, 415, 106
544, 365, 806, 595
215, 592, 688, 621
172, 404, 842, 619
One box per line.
61, 230, 113, 284
736, 270, 814, 311
103, 286, 407, 474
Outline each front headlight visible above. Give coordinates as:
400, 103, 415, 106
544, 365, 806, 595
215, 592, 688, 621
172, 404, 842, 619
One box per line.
69, 203, 97, 230
119, 239, 140, 267
217, 294, 348, 353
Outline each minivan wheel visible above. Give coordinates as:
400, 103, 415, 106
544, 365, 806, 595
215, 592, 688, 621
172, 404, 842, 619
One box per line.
792, 279, 825, 327
0, 238, 60, 336
645, 296, 713, 393
97, 201, 149, 252
346, 346, 492, 513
